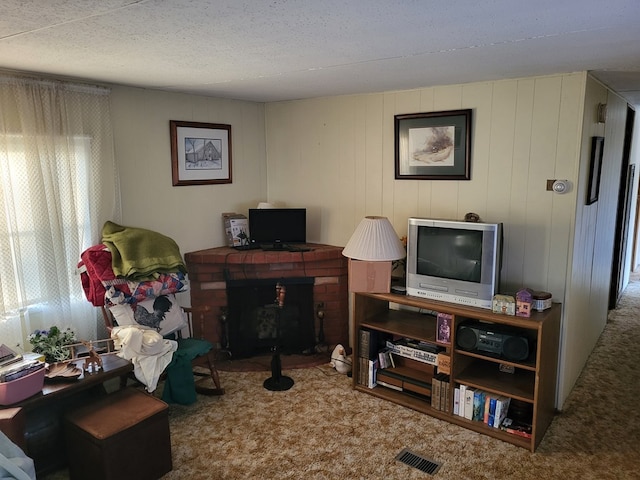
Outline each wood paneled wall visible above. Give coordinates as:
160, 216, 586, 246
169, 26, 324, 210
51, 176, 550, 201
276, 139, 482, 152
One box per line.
264, 72, 630, 408
265, 73, 586, 299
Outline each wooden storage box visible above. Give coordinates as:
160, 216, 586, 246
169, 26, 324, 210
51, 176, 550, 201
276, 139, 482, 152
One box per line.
64, 388, 172, 480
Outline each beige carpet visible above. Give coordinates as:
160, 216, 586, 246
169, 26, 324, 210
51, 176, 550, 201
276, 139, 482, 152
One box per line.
43, 279, 640, 479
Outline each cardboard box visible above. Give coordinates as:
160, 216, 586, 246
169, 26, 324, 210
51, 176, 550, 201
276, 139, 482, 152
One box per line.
222, 213, 249, 247
348, 259, 392, 293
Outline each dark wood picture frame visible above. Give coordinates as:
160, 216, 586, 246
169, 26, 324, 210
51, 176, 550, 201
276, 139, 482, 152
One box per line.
395, 109, 472, 180
170, 120, 232, 186
586, 136, 604, 205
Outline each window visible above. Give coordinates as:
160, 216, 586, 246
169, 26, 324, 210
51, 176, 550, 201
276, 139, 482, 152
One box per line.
0, 76, 119, 350
0, 135, 97, 348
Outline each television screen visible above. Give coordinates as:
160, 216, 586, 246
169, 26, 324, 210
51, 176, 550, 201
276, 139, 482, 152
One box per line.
248, 208, 306, 246
417, 227, 483, 283
406, 217, 502, 309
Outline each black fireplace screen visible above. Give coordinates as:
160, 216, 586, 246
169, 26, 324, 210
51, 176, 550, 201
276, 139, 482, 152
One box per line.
226, 277, 315, 358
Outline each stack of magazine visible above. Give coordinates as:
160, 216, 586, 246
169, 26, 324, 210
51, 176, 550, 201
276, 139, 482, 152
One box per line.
0, 344, 45, 383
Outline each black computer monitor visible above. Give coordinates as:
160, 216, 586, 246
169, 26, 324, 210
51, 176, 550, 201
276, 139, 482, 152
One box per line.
248, 208, 306, 247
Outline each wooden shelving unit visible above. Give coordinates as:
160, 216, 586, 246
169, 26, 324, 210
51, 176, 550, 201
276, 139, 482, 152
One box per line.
351, 292, 561, 451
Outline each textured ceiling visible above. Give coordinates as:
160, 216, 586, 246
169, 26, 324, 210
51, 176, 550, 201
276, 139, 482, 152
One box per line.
1, 0, 640, 105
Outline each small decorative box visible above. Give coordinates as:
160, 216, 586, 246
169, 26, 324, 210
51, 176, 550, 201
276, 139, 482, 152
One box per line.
532, 291, 552, 312
492, 294, 515, 315
516, 288, 534, 317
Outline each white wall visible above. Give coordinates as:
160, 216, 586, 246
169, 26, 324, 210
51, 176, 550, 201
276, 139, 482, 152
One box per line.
109, 86, 267, 254
557, 77, 628, 405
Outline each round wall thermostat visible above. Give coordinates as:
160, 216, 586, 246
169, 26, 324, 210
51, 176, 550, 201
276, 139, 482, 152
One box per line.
552, 180, 570, 194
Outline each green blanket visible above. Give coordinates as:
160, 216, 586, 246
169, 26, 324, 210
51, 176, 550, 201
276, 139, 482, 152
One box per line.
162, 338, 213, 405
102, 221, 187, 281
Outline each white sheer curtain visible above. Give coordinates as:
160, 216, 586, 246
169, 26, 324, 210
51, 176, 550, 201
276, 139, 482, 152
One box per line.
0, 74, 121, 352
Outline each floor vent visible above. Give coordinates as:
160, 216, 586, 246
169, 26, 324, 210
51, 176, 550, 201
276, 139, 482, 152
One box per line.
395, 448, 442, 475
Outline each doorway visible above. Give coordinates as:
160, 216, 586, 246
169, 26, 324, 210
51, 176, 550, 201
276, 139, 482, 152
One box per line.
609, 105, 636, 309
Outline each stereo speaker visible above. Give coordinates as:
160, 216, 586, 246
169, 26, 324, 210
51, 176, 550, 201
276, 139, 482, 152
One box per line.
456, 324, 530, 361
456, 326, 479, 351
502, 335, 530, 362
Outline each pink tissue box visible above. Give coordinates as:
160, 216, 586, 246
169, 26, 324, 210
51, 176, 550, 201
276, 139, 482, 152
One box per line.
0, 367, 45, 405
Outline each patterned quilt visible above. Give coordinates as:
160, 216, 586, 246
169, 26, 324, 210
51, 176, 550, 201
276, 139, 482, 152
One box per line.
78, 244, 188, 307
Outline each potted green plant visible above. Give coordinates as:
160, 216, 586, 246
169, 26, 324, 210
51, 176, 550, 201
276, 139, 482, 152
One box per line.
28, 326, 77, 364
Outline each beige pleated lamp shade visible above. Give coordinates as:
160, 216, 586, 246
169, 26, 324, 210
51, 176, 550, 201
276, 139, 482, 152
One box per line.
342, 216, 406, 261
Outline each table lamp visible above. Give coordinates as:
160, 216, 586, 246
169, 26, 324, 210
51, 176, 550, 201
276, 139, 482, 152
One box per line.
342, 216, 405, 292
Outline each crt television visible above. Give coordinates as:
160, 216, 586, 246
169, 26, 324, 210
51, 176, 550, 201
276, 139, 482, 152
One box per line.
406, 217, 502, 309
248, 208, 306, 247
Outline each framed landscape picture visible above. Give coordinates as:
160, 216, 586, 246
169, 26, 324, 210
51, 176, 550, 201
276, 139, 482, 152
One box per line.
395, 109, 472, 180
170, 120, 232, 186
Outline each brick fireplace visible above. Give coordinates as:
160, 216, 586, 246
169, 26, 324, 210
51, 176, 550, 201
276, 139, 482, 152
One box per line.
184, 244, 349, 355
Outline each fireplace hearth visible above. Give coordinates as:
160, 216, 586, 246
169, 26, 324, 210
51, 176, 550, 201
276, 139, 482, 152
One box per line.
184, 244, 349, 358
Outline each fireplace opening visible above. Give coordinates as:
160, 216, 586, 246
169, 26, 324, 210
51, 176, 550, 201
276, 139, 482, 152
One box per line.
226, 277, 316, 359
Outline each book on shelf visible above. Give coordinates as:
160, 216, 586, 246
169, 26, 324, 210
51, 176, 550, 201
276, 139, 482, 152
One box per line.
472, 390, 486, 422
358, 357, 371, 386
483, 395, 497, 427
431, 375, 441, 410
439, 374, 450, 413
483, 394, 491, 424
445, 378, 451, 413
367, 358, 378, 389
493, 396, 511, 429
488, 396, 497, 427
458, 384, 467, 418
463, 387, 475, 420
453, 386, 460, 416
359, 328, 376, 359
362, 328, 394, 358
